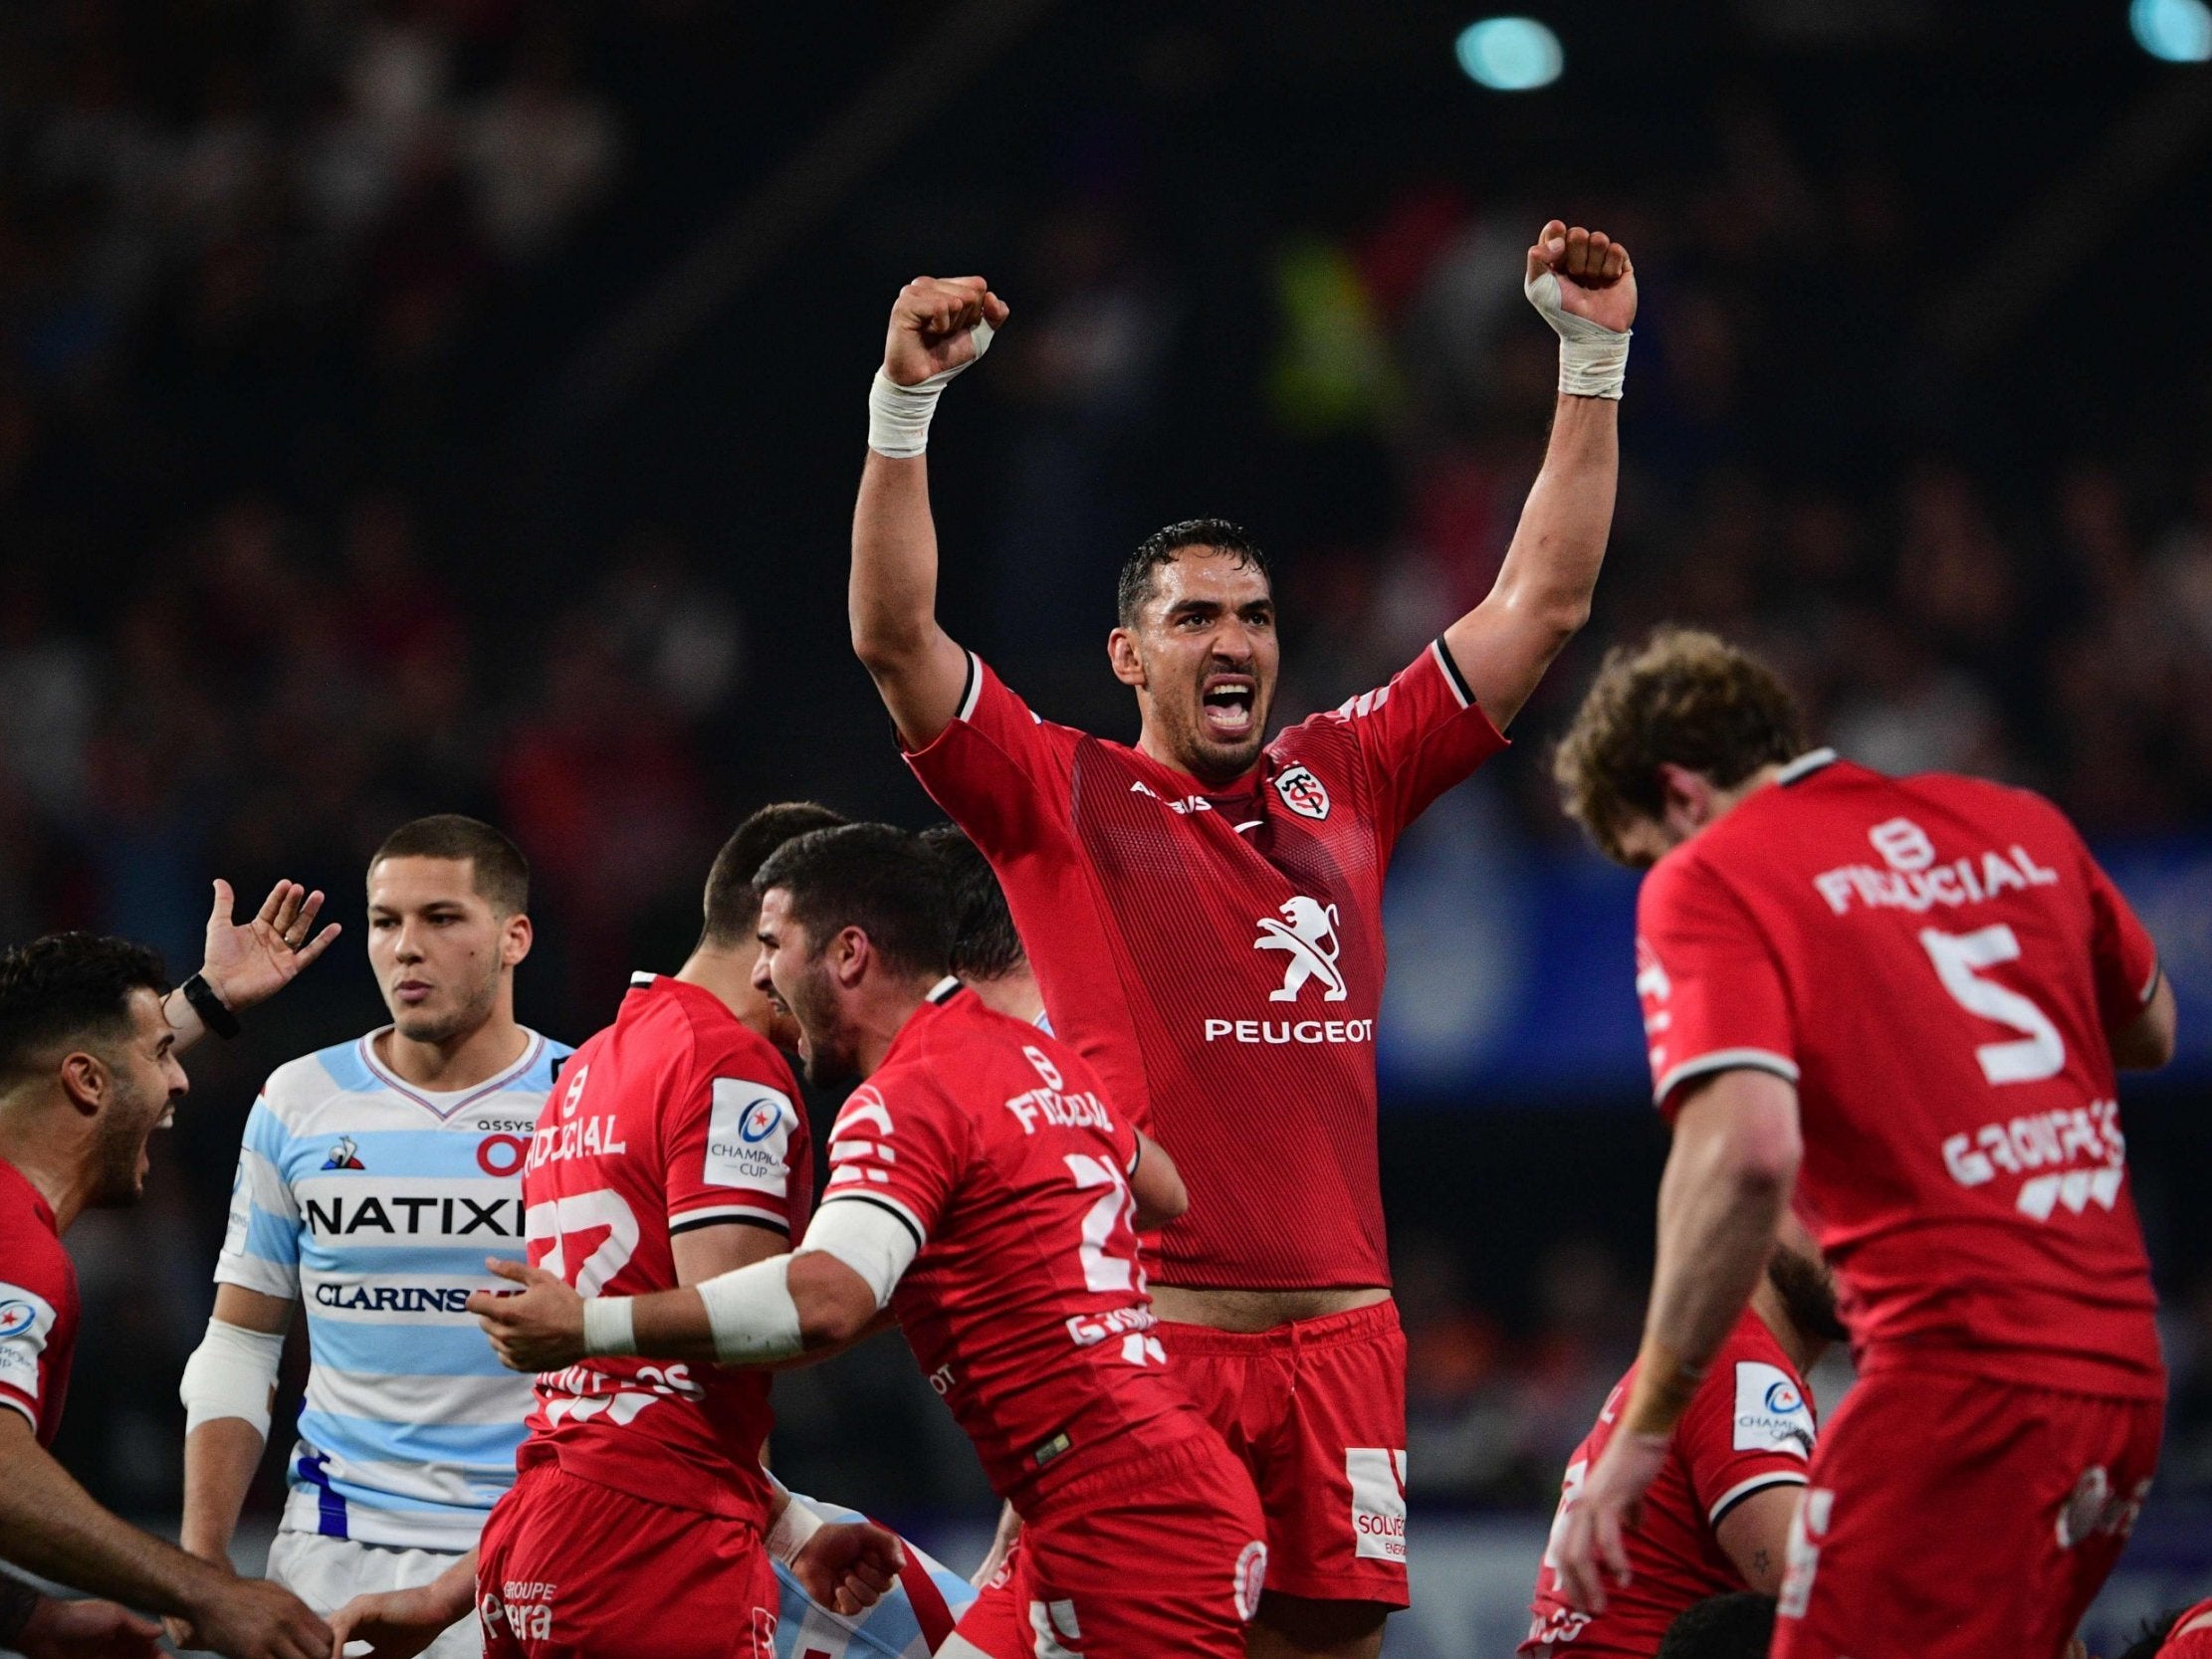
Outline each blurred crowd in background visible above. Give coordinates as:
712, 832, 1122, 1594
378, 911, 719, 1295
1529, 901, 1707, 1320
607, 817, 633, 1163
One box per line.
3, 0, 2210, 1532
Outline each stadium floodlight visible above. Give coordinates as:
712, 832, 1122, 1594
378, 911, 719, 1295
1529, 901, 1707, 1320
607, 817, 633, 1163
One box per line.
2132, 0, 2212, 60
1454, 17, 1564, 91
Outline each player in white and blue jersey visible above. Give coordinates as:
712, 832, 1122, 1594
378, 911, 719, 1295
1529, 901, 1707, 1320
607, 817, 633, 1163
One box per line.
771, 1490, 977, 1658
176, 816, 564, 1659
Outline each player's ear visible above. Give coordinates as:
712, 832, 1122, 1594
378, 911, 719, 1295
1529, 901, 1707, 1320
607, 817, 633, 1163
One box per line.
1107, 628, 1146, 690
500, 913, 534, 969
1657, 762, 1716, 839
57, 1050, 107, 1117
833, 927, 870, 987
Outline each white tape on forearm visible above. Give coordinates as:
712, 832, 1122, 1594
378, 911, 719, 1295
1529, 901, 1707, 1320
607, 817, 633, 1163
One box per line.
179, 1318, 285, 1439
766, 1492, 825, 1565
697, 1258, 805, 1363
866, 320, 996, 458
799, 1198, 919, 1310
581, 1296, 637, 1358
1524, 269, 1631, 400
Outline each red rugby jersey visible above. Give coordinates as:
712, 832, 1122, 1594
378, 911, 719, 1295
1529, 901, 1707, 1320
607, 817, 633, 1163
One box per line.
822, 980, 1208, 1511
2162, 1599, 2212, 1657
517, 974, 812, 1527
1636, 751, 2164, 1397
904, 642, 1506, 1289
0, 1158, 76, 1447
1522, 1309, 1816, 1657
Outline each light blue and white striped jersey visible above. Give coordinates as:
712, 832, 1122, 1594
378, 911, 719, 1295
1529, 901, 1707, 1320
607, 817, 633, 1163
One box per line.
773, 1495, 978, 1659
215, 1027, 569, 1552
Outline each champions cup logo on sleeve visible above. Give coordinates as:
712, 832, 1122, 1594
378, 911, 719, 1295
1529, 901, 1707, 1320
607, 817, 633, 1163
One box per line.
1272, 763, 1332, 821
1255, 898, 1348, 1002
0, 1285, 55, 1397
1732, 1360, 1816, 1456
706, 1082, 794, 1190
1346, 1448, 1408, 1561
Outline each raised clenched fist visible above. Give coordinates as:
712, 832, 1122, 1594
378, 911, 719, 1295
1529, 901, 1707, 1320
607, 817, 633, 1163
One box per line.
1525, 220, 1637, 335
882, 276, 1009, 387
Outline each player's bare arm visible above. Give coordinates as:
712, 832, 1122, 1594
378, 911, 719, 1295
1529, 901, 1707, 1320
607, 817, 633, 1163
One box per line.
1553, 1068, 1801, 1615
1712, 1482, 1802, 1596
2110, 970, 2177, 1070
0, 1413, 330, 1659
1130, 1130, 1187, 1230
850, 275, 1010, 748
162, 879, 341, 1051
0, 1577, 163, 1659
178, 1283, 293, 1576
327, 1550, 476, 1659
1441, 221, 1635, 729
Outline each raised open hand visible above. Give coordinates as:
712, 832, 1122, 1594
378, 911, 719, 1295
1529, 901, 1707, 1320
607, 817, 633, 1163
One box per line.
197, 879, 342, 1015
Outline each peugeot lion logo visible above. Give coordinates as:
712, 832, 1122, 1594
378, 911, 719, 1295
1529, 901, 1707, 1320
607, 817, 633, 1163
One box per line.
1254, 897, 1348, 1003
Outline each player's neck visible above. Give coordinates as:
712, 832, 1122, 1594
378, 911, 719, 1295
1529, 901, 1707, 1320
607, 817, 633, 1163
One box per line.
0, 1108, 96, 1232
673, 947, 775, 1043
378, 1006, 529, 1093
1749, 1275, 1829, 1377
966, 968, 1044, 1026
853, 977, 938, 1079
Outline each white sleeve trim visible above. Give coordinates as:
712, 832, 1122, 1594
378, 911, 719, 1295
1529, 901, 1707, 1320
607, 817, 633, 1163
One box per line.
815, 1190, 928, 1250
1429, 637, 1473, 709
669, 1201, 789, 1235
1655, 1048, 1800, 1108
957, 652, 985, 723
1707, 1469, 1809, 1526
2139, 959, 2163, 1006
0, 1392, 35, 1431
798, 1197, 921, 1310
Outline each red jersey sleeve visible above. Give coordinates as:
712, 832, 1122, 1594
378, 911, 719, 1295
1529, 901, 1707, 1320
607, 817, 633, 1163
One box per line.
1638, 850, 1799, 1120
903, 654, 1076, 862
2078, 842, 2161, 1036
818, 1074, 969, 1248
0, 1231, 72, 1440
1673, 1346, 1815, 1534
1319, 639, 1508, 852
660, 1033, 810, 1239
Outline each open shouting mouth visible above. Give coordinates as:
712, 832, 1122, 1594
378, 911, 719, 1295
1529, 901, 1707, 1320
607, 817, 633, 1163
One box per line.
1201, 673, 1256, 740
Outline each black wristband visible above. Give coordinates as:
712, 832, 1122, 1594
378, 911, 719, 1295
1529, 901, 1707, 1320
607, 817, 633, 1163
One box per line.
0, 1571, 44, 1645
181, 972, 242, 1040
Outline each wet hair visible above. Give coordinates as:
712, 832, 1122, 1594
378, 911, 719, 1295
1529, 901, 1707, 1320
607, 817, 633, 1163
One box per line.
371, 815, 531, 915
1116, 518, 1272, 628
701, 801, 848, 948
920, 823, 1026, 980
1553, 626, 1809, 867
2114, 1608, 2195, 1659
753, 824, 952, 981
1657, 1592, 1777, 1659
0, 933, 171, 1081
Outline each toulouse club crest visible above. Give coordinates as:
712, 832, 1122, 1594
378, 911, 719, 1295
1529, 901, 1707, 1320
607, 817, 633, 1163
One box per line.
1273, 763, 1331, 822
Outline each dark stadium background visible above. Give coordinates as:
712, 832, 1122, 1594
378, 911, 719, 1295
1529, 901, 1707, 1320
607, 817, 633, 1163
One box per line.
4, 1, 2211, 1648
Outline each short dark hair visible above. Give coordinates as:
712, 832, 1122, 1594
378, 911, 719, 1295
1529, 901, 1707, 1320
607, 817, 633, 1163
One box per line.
1116, 518, 1272, 628
0, 933, 171, 1081
702, 802, 848, 948
371, 815, 531, 915
753, 824, 951, 982
1658, 1592, 1777, 1659
1553, 627, 1809, 867
2114, 1608, 2194, 1659
920, 823, 1025, 980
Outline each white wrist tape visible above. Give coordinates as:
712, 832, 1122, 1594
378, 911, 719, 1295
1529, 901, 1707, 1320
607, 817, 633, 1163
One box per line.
1524, 268, 1631, 400
800, 1198, 919, 1310
179, 1318, 285, 1439
866, 320, 995, 458
697, 1257, 805, 1363
581, 1297, 638, 1358
766, 1493, 825, 1565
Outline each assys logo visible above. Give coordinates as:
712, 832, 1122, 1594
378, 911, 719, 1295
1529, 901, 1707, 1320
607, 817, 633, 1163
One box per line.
1254, 897, 1347, 1003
